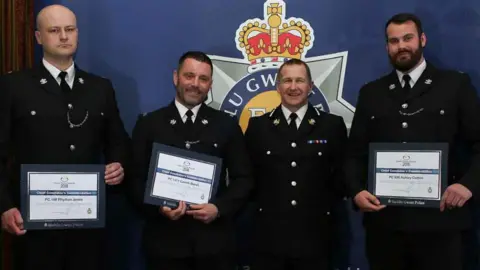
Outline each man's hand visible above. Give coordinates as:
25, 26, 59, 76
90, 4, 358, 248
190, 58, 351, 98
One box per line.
160, 201, 187, 220
440, 183, 472, 212
353, 190, 386, 212
105, 162, 124, 185
186, 203, 219, 224
1, 208, 26, 236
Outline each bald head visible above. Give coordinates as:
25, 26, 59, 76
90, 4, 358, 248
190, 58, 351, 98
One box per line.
35, 4, 78, 64
36, 5, 76, 30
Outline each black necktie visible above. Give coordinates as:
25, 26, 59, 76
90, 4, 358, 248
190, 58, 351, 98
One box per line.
402, 74, 411, 93
185, 110, 194, 126
59, 71, 71, 93
184, 110, 195, 141
288, 112, 298, 134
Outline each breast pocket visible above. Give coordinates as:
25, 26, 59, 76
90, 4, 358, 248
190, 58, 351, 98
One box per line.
301, 141, 328, 160
422, 106, 457, 138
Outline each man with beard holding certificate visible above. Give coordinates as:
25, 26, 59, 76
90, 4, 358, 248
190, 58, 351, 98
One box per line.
0, 4, 129, 270
245, 59, 348, 270
345, 13, 480, 270
130, 51, 253, 270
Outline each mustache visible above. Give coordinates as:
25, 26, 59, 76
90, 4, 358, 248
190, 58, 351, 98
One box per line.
395, 49, 412, 56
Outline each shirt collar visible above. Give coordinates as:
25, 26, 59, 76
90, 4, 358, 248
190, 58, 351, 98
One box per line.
42, 58, 75, 81
396, 58, 427, 86
281, 103, 308, 122
174, 99, 202, 119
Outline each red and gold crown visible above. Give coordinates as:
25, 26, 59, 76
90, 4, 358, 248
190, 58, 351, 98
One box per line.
235, 0, 315, 72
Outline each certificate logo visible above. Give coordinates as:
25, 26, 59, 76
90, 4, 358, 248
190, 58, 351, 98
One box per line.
53, 176, 75, 189
179, 161, 195, 173
397, 155, 416, 167
206, 0, 352, 133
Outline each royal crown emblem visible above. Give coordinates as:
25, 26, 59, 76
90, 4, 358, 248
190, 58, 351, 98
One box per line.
235, 0, 314, 73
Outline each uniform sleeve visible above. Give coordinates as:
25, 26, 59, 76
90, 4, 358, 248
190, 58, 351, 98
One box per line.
330, 115, 348, 199
344, 86, 370, 198
210, 117, 254, 218
0, 75, 14, 214
103, 79, 130, 168
456, 73, 480, 195
128, 114, 160, 219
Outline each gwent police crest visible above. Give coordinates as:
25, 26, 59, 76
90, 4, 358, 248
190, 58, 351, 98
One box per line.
207, 0, 353, 132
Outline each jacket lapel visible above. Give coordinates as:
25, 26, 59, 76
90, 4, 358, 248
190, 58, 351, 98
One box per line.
297, 104, 318, 139
385, 70, 404, 101
165, 101, 187, 144
268, 105, 290, 139
194, 103, 213, 142
32, 64, 63, 96
406, 63, 437, 100
71, 67, 87, 93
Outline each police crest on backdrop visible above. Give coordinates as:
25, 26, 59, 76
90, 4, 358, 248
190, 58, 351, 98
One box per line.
206, 0, 352, 133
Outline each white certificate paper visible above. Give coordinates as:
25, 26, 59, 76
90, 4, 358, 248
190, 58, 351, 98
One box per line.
374, 151, 441, 200
28, 173, 99, 220
152, 153, 216, 204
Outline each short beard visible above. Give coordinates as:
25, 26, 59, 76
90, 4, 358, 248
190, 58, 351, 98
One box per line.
390, 44, 423, 72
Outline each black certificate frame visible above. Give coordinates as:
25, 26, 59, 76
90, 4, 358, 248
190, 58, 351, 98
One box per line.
20, 164, 105, 230
368, 142, 448, 208
144, 143, 223, 209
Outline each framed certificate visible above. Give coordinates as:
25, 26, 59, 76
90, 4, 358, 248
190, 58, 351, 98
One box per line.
144, 143, 222, 209
368, 143, 448, 208
20, 164, 105, 230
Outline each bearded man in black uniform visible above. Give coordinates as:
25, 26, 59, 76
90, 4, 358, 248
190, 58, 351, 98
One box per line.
345, 13, 480, 270
0, 4, 130, 270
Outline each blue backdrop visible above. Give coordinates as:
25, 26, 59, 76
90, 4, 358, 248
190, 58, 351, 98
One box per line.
34, 1, 480, 269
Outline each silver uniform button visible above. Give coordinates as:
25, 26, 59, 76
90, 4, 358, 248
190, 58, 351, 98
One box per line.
31, 111, 36, 116
68, 104, 73, 110
185, 143, 191, 149
371, 116, 375, 120
266, 150, 271, 155
291, 200, 297, 206
213, 143, 218, 148
402, 103, 408, 109
402, 122, 408, 128
100, 112, 104, 116
440, 110, 445, 115
291, 142, 296, 148
69, 144, 76, 151
318, 152, 322, 156
326, 212, 331, 215
291, 181, 297, 186
259, 208, 263, 212
291, 161, 297, 167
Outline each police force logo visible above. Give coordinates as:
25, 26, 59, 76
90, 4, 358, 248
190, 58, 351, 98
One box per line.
206, 0, 353, 132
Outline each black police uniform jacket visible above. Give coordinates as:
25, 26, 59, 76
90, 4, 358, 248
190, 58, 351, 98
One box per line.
244, 103, 348, 257
0, 64, 130, 216
129, 101, 254, 258
345, 63, 480, 231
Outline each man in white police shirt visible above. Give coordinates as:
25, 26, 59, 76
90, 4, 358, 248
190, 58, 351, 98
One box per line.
345, 13, 480, 270
0, 5, 130, 270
